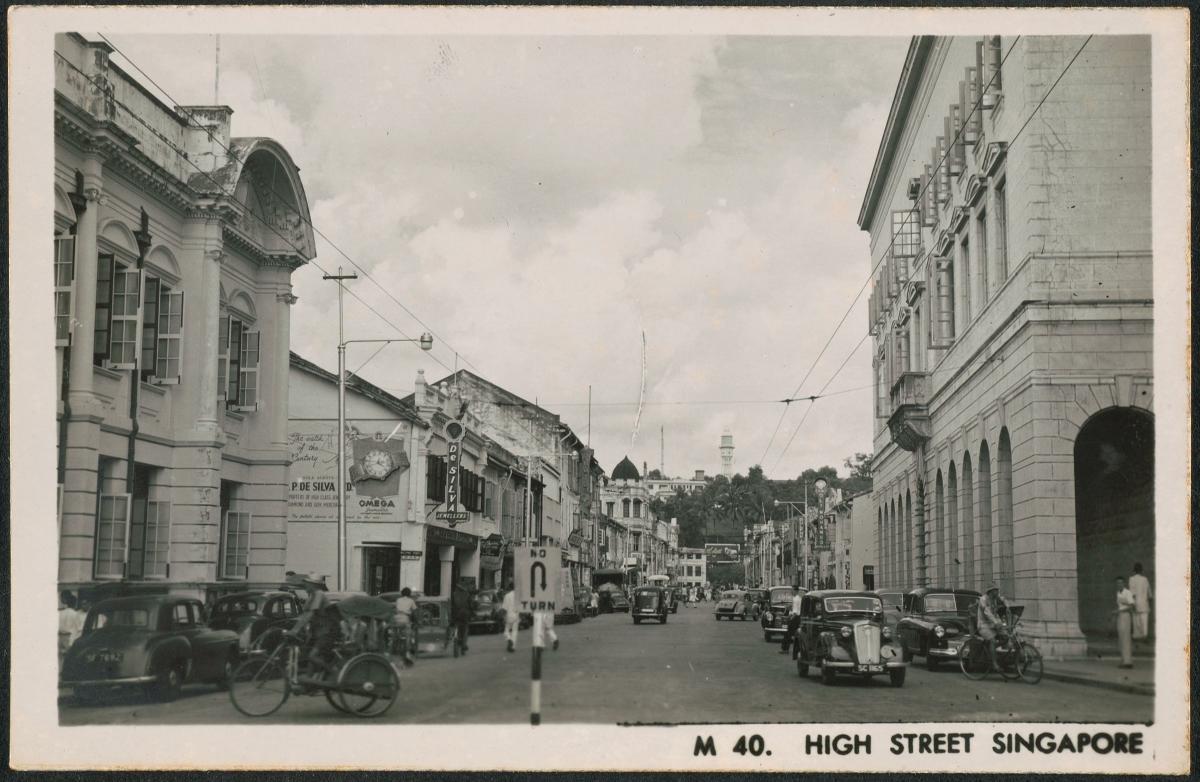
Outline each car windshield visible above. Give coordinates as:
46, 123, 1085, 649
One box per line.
824, 597, 883, 613
214, 598, 259, 614
770, 588, 794, 603
721, 591, 741, 600
924, 594, 958, 612
86, 607, 150, 631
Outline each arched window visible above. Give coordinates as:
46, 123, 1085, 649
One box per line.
961, 452, 975, 589
877, 507, 884, 585
904, 490, 913, 587
978, 441, 994, 587
997, 429, 1014, 597
622, 498, 631, 518
633, 499, 642, 518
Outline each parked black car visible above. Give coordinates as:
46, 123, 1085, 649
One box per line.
631, 586, 670, 624
608, 592, 631, 613
896, 587, 981, 669
470, 589, 504, 633
872, 588, 905, 635
793, 590, 906, 687
61, 595, 240, 702
207, 590, 301, 654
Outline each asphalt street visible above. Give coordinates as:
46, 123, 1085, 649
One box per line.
60, 604, 1153, 725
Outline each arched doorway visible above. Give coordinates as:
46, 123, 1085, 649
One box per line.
1074, 408, 1155, 638
960, 453, 975, 590
947, 463, 959, 587
978, 441, 993, 588
935, 470, 945, 583
997, 429, 1014, 597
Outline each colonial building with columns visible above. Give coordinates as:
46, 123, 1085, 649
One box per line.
860, 36, 1152, 655
54, 33, 315, 601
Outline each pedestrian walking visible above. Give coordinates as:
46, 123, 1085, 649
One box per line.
540, 609, 559, 651
1129, 562, 1152, 647
58, 591, 85, 669
780, 585, 804, 654
391, 587, 417, 667
589, 589, 599, 617
450, 579, 473, 655
1113, 577, 1136, 668
502, 581, 519, 653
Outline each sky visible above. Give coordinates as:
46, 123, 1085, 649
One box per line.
103, 33, 909, 481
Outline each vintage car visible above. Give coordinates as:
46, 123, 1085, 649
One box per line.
61, 594, 240, 702
872, 589, 905, 634
575, 587, 596, 617
792, 590, 906, 687
469, 589, 504, 633
631, 586, 670, 624
207, 590, 301, 653
714, 589, 753, 621
896, 587, 981, 669
760, 586, 801, 641
608, 591, 631, 613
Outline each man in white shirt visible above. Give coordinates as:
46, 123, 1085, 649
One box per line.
58, 591, 85, 669
1128, 562, 1152, 646
391, 587, 417, 667
502, 582, 519, 653
780, 586, 805, 654
1113, 577, 1136, 668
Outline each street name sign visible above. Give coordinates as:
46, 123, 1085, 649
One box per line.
514, 544, 560, 613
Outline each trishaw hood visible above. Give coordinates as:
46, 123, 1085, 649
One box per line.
334, 594, 396, 621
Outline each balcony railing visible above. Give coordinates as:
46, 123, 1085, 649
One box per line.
886, 371, 931, 452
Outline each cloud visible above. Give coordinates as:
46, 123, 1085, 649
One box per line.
109, 32, 908, 479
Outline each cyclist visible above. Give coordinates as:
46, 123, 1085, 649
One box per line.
391, 587, 417, 667
977, 583, 1010, 664
286, 572, 340, 678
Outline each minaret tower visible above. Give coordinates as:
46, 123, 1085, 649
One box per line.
720, 430, 735, 478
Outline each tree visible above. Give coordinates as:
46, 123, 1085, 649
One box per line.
842, 452, 873, 495
646, 468, 665, 480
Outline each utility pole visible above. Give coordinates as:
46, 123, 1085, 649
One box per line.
323, 266, 358, 590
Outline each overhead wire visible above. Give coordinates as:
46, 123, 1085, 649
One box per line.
55, 50, 457, 376
96, 32, 479, 375
768, 34, 1093, 473
761, 36, 1023, 469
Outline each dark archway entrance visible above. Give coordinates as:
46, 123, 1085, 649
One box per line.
1074, 407, 1154, 638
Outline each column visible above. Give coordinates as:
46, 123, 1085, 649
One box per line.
60, 154, 105, 586
439, 544, 454, 596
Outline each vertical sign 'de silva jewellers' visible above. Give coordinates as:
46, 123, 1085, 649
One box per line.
436, 418, 469, 527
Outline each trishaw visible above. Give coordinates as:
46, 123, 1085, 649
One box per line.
412, 595, 460, 658
229, 593, 401, 718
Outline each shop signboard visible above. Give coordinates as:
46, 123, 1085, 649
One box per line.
287, 420, 411, 522
480, 534, 504, 570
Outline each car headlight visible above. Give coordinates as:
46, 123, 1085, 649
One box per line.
933, 625, 945, 638
763, 611, 773, 623
882, 625, 893, 639
840, 626, 851, 639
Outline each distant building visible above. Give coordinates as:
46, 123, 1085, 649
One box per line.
719, 431, 735, 478
599, 456, 668, 586
645, 474, 707, 498
677, 547, 707, 588
860, 36, 1152, 655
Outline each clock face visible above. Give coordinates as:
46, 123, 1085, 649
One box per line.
363, 449, 393, 479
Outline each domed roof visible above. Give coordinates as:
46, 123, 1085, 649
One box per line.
612, 455, 641, 481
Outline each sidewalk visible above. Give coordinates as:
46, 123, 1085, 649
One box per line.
1040, 656, 1154, 696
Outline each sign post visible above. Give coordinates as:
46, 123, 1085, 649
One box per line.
514, 544, 559, 725
436, 420, 470, 526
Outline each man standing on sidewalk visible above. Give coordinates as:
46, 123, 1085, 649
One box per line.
1113, 576, 1136, 669
780, 585, 805, 655
450, 579, 474, 655
1129, 562, 1152, 649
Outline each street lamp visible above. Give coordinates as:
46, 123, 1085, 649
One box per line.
335, 334, 433, 591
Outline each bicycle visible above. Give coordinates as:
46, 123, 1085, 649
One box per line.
959, 608, 1043, 684
229, 631, 400, 718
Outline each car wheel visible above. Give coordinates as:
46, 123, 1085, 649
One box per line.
889, 667, 907, 687
926, 655, 939, 671
764, 631, 771, 642
661, 614, 668, 624
152, 661, 185, 702
820, 661, 837, 686
214, 654, 236, 690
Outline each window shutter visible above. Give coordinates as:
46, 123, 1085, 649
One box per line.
234, 330, 259, 411
142, 500, 171, 579
141, 277, 160, 381
226, 318, 242, 406
94, 492, 132, 580
54, 236, 76, 347
222, 510, 252, 579
155, 288, 183, 384
217, 313, 230, 401
93, 253, 115, 363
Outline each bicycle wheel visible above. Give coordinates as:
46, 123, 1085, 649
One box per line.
959, 637, 990, 680
337, 653, 400, 718
1017, 643, 1044, 684
996, 639, 1022, 681
229, 655, 290, 717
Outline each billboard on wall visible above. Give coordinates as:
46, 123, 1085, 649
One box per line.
288, 419, 413, 522
704, 543, 741, 565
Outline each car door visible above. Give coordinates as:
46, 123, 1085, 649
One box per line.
797, 596, 814, 659
899, 593, 916, 651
